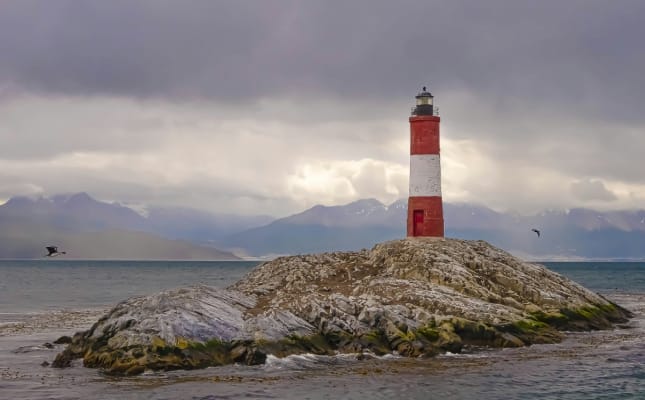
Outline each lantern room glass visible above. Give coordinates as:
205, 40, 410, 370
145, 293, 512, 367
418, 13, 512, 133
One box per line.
416, 96, 433, 106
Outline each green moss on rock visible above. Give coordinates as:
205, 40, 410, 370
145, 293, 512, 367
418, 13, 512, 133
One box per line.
416, 324, 439, 342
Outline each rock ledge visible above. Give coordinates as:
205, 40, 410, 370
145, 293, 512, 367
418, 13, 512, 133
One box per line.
53, 238, 632, 375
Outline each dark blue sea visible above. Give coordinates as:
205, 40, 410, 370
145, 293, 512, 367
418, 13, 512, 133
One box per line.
1, 260, 643, 399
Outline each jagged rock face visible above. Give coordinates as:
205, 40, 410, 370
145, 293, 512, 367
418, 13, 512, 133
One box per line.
234, 239, 609, 331
53, 238, 632, 375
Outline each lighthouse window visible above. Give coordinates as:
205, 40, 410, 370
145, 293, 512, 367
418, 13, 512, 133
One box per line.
417, 97, 433, 106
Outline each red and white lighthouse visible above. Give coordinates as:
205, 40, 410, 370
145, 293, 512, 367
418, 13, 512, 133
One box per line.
407, 87, 444, 237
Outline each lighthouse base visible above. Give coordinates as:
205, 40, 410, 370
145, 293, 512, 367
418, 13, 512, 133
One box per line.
407, 196, 444, 237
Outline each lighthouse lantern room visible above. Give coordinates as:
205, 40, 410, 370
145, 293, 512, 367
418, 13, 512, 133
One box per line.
407, 87, 444, 237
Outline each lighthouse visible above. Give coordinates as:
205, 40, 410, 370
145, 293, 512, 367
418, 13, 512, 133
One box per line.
407, 87, 444, 237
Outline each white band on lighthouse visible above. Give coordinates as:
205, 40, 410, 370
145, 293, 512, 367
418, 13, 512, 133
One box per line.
409, 154, 442, 197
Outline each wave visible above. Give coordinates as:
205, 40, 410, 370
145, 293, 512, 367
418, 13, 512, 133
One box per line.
261, 351, 403, 371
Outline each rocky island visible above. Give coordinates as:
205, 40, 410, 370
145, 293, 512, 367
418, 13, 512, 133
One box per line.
53, 238, 632, 375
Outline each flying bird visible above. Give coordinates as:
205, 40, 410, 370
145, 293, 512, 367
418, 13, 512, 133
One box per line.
531, 229, 541, 237
45, 246, 66, 257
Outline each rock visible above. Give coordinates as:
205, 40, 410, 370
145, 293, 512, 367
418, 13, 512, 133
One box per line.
53, 238, 633, 375
41, 361, 50, 367
54, 336, 72, 344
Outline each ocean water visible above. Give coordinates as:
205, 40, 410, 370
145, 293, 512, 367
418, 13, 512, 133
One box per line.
0, 260, 643, 399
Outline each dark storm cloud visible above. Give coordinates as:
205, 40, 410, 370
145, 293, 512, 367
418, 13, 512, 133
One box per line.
1, 0, 644, 121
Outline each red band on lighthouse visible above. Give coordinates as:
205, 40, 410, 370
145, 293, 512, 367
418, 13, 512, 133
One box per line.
410, 116, 440, 154
407, 88, 444, 238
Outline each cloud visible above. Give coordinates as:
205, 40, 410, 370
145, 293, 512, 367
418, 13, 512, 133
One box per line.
1, 1, 644, 116
0, 95, 410, 215
1, 2, 645, 215
286, 159, 407, 210
570, 179, 617, 202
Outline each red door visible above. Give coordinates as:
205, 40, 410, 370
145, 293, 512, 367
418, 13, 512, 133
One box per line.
413, 210, 424, 236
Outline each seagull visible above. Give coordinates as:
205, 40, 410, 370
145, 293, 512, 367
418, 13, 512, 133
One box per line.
531, 229, 541, 237
45, 246, 66, 257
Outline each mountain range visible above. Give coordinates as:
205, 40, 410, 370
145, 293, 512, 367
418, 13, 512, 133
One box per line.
1, 192, 645, 260
0, 193, 252, 260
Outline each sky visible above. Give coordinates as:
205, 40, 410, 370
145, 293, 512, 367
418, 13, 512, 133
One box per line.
1, 0, 644, 217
